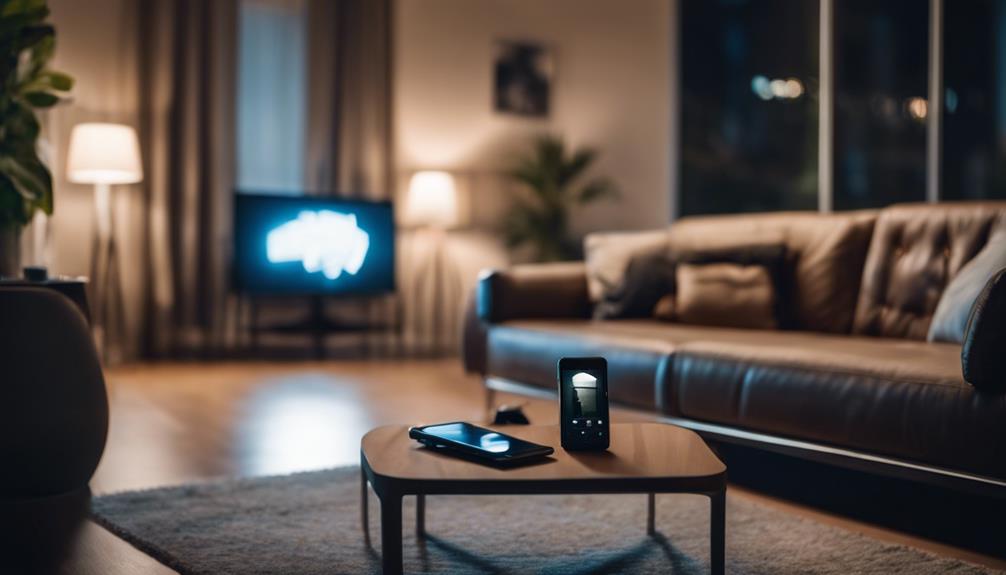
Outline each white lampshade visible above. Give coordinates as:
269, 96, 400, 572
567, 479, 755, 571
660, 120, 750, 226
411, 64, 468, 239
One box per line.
67, 123, 143, 185
405, 170, 458, 228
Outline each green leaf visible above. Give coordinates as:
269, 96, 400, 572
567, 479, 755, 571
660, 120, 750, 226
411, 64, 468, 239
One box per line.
23, 30, 53, 76
2, 155, 52, 214
22, 90, 57, 107
577, 178, 619, 204
0, 0, 64, 227
10, 23, 50, 57
558, 148, 596, 188
41, 69, 69, 90
2, 0, 47, 18
3, 100, 40, 143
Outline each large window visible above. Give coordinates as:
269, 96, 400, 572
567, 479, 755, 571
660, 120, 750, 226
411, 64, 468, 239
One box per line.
943, 0, 1006, 200
834, 0, 929, 210
681, 0, 819, 216
679, 0, 997, 215
236, 0, 307, 193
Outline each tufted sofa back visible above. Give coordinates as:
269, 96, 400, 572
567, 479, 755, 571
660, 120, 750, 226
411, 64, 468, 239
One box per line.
852, 202, 1006, 340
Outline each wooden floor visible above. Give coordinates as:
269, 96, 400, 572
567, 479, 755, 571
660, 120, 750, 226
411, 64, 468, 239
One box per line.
15, 359, 1006, 573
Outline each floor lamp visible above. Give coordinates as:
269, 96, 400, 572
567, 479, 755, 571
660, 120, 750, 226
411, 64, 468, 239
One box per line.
405, 171, 461, 356
67, 123, 143, 361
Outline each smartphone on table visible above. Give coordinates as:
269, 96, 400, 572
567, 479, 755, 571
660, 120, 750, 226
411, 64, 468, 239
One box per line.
558, 357, 610, 451
409, 422, 554, 464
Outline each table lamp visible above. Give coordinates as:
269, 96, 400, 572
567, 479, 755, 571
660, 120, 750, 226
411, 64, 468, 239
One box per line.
405, 171, 460, 355
67, 122, 143, 361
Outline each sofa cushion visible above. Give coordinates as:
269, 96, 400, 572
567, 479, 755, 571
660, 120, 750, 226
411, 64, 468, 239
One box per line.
669, 211, 876, 333
668, 337, 1006, 480
853, 202, 1006, 340
487, 323, 673, 410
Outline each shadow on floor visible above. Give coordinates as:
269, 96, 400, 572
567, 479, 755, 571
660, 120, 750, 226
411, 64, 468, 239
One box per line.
0, 486, 91, 573
716, 443, 1006, 560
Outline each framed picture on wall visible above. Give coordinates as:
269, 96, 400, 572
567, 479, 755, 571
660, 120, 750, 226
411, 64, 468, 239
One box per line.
493, 40, 554, 117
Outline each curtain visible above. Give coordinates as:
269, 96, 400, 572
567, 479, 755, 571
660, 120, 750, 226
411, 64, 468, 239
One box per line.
137, 0, 238, 357
305, 0, 393, 199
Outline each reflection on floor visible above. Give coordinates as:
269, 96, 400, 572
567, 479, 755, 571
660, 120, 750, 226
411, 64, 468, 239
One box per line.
94, 360, 504, 494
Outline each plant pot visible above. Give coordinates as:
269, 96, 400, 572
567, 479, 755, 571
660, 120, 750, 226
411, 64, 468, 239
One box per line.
0, 224, 21, 279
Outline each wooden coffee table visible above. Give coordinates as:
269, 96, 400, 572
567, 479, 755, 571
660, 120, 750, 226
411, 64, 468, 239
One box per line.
360, 422, 727, 574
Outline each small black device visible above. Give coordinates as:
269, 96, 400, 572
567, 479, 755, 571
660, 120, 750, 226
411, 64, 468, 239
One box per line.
492, 403, 530, 425
409, 421, 554, 464
558, 356, 610, 451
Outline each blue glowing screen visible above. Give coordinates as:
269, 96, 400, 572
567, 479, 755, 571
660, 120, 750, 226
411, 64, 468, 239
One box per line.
234, 193, 395, 294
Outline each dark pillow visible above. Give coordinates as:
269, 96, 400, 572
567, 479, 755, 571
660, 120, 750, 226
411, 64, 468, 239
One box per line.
675, 263, 778, 330
593, 250, 675, 319
961, 267, 1006, 391
672, 243, 789, 327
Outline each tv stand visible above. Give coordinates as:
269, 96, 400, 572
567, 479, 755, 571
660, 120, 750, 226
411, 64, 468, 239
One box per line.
246, 294, 398, 359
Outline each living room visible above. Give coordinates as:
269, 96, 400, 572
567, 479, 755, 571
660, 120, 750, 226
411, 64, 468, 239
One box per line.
2, 0, 1005, 573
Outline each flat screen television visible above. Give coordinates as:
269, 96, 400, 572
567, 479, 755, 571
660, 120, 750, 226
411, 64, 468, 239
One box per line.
233, 193, 395, 295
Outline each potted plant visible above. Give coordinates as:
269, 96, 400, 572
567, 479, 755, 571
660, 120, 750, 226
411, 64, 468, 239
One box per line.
0, 0, 73, 277
503, 134, 619, 261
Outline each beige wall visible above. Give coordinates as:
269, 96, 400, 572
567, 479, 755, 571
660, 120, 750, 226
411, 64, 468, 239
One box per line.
394, 0, 673, 236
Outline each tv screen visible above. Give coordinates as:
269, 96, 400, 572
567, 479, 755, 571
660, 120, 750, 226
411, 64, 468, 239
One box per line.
234, 193, 395, 295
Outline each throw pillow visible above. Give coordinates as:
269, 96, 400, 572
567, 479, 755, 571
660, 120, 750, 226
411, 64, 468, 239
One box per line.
961, 267, 1006, 390
675, 263, 778, 330
593, 250, 675, 320
584, 229, 670, 303
928, 227, 1006, 343
672, 242, 790, 327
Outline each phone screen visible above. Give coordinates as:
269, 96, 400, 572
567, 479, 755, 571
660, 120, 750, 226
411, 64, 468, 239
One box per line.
562, 368, 603, 420
421, 422, 513, 452
559, 358, 609, 449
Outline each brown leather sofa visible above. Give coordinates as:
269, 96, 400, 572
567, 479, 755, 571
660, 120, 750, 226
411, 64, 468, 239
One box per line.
463, 202, 1006, 495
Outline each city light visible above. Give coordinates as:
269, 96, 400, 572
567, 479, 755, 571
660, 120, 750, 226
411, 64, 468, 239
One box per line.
752, 75, 804, 101
906, 97, 928, 121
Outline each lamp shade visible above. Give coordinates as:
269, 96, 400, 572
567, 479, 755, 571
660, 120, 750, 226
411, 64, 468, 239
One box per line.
67, 123, 143, 185
405, 170, 458, 228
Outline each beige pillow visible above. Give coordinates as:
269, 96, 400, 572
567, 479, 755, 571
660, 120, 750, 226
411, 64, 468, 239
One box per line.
676, 263, 777, 330
583, 229, 670, 302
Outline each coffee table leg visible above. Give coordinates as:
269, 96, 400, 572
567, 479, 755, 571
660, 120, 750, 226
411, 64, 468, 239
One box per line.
360, 469, 370, 543
710, 489, 725, 575
416, 494, 426, 537
381, 493, 404, 575
646, 493, 656, 535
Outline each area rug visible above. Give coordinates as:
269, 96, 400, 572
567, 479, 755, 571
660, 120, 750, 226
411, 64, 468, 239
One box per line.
91, 466, 995, 574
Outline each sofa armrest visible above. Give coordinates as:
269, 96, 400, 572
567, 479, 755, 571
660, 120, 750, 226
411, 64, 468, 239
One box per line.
462, 291, 489, 375
476, 262, 591, 323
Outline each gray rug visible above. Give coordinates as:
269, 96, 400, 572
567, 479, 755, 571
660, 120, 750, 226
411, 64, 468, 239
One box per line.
91, 466, 995, 574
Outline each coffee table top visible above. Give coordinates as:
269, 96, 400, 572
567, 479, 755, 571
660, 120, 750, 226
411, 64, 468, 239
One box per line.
361, 422, 726, 495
